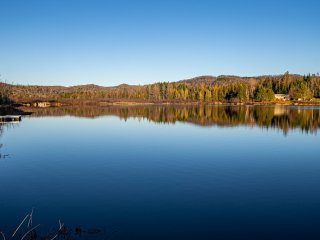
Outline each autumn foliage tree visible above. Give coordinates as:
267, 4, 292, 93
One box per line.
0, 81, 11, 104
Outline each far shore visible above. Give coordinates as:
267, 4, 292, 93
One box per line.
2, 73, 320, 109
1, 98, 320, 112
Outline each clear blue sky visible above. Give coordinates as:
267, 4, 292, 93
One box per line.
0, 0, 319, 86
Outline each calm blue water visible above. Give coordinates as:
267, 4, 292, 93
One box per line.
0, 105, 320, 239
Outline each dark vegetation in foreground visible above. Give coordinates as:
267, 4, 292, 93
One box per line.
0, 210, 117, 240
0, 106, 31, 116
19, 105, 320, 135
1, 72, 320, 105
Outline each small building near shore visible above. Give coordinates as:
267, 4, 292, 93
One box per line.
275, 94, 290, 101
31, 102, 51, 107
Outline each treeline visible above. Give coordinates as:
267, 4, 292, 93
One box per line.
20, 105, 320, 135
2, 72, 320, 103
132, 72, 320, 102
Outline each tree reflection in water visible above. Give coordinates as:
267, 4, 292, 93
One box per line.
18, 105, 320, 135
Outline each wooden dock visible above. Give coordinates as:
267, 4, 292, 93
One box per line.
0, 115, 22, 123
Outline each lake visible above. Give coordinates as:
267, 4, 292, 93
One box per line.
1, 105, 320, 239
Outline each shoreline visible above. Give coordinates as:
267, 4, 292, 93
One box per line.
1, 99, 320, 112
13, 99, 320, 107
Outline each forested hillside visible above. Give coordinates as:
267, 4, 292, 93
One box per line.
1, 72, 320, 104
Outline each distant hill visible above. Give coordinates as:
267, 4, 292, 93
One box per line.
1, 73, 320, 104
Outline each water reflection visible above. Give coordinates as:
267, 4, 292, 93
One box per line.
19, 105, 320, 135
1, 105, 320, 239
0, 124, 7, 159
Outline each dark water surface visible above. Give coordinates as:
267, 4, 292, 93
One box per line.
1, 105, 320, 239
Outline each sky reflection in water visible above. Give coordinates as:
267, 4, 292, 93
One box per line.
0, 105, 320, 240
